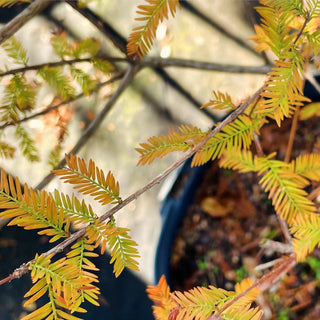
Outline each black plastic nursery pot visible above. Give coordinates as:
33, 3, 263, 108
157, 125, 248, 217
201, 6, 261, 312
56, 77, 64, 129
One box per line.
154, 76, 320, 288
155, 158, 211, 285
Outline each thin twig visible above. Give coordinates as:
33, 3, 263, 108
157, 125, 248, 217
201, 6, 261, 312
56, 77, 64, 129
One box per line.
209, 255, 296, 319
64, 0, 127, 54
62, 3, 268, 123
0, 84, 263, 285
253, 132, 265, 157
0, 0, 50, 45
254, 257, 285, 271
308, 184, 320, 201
0, 71, 124, 130
0, 57, 127, 78
293, 10, 310, 46
36, 64, 139, 191
141, 57, 272, 74
284, 107, 300, 163
98, 85, 264, 223
260, 239, 292, 255
279, 217, 292, 244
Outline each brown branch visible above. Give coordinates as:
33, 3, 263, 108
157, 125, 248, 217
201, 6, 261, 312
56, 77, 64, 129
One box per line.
0, 84, 263, 285
141, 57, 272, 74
293, 10, 310, 46
0, 71, 125, 130
0, 57, 127, 78
253, 132, 265, 157
64, 0, 127, 55
98, 86, 264, 224
0, 53, 270, 79
284, 107, 300, 164
209, 255, 296, 320
0, 0, 50, 45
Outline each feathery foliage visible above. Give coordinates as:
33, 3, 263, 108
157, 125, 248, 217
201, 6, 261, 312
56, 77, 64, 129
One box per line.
70, 66, 96, 96
38, 66, 76, 100
220, 149, 320, 260
0, 0, 30, 7
290, 153, 320, 181
250, 0, 313, 125
191, 115, 261, 166
146, 275, 177, 320
0, 168, 70, 242
22, 253, 100, 320
136, 124, 206, 166
201, 91, 237, 113
51, 31, 101, 60
2, 0, 320, 319
0, 150, 140, 317
257, 55, 309, 125
15, 125, 39, 162
86, 217, 140, 277
220, 150, 317, 225
127, 0, 181, 58
0, 140, 15, 158
53, 190, 97, 225
106, 218, 140, 277
2, 36, 28, 65
147, 275, 262, 320
291, 213, 320, 261
54, 153, 122, 205
0, 74, 36, 122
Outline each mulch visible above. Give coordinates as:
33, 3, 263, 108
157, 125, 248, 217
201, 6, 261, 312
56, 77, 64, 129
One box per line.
169, 117, 320, 319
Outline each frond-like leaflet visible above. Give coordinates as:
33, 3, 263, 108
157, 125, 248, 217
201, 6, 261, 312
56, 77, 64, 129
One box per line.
73, 38, 101, 58
252, 0, 295, 56
53, 153, 122, 205
86, 218, 140, 277
53, 190, 97, 225
50, 31, 74, 59
291, 213, 320, 261
70, 66, 96, 96
50, 32, 101, 59
191, 115, 259, 167
15, 125, 40, 162
0, 74, 36, 122
290, 153, 320, 182
136, 124, 206, 166
299, 102, 320, 120
23, 253, 100, 320
0, 168, 70, 242
201, 91, 236, 113
250, 0, 315, 124
38, 66, 76, 100
127, 0, 180, 58
257, 55, 309, 125
220, 150, 317, 225
169, 278, 262, 320
66, 238, 100, 309
0, 140, 15, 158
146, 275, 177, 320
2, 36, 28, 65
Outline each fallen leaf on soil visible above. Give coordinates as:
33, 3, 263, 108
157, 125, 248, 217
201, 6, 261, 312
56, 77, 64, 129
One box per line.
201, 197, 233, 217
